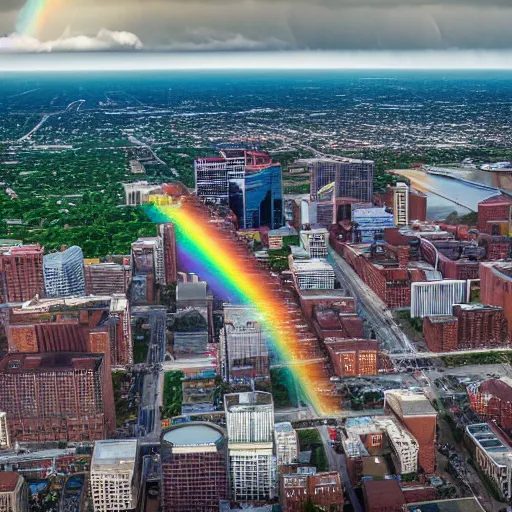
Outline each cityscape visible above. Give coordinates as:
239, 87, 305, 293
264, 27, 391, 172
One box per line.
2, 1, 512, 512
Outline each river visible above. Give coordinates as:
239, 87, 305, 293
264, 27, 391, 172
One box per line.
394, 169, 499, 221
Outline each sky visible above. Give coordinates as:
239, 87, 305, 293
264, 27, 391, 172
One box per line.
0, 0, 512, 68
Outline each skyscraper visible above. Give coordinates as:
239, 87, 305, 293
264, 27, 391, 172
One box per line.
90, 440, 140, 512
224, 392, 277, 502
160, 422, 229, 511
0, 245, 44, 303
43, 246, 85, 298
195, 150, 283, 229
159, 223, 178, 284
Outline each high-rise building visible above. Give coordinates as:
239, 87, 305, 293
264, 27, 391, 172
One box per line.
274, 422, 299, 467
0, 472, 29, 512
308, 158, 374, 203
43, 246, 86, 298
290, 259, 336, 290
220, 305, 270, 384
0, 352, 115, 443
195, 150, 283, 229
131, 237, 164, 304
85, 262, 131, 296
385, 390, 437, 474
224, 392, 277, 502
90, 439, 140, 512
0, 245, 44, 303
0, 412, 10, 449
393, 182, 410, 227
7, 294, 132, 366
159, 223, 178, 284
160, 422, 229, 511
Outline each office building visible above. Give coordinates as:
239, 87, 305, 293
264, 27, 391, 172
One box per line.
85, 262, 131, 296
274, 423, 299, 467
43, 246, 85, 298
0, 352, 115, 443
195, 150, 283, 229
299, 228, 329, 259
160, 423, 229, 511
393, 182, 410, 227
160, 223, 178, 284
325, 339, 379, 377
308, 157, 374, 203
410, 280, 467, 318
7, 294, 132, 366
290, 259, 336, 290
220, 305, 269, 383
90, 439, 140, 512
131, 237, 164, 304
385, 390, 437, 474
0, 244, 44, 303
466, 423, 512, 500
280, 466, 342, 512
224, 392, 277, 502
0, 412, 10, 449
0, 472, 29, 512
423, 316, 458, 353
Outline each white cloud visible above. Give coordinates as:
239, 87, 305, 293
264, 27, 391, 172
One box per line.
0, 28, 143, 52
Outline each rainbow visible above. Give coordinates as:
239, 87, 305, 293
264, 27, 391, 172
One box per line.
145, 197, 339, 416
16, 0, 61, 37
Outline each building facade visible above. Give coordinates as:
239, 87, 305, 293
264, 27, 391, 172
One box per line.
0, 472, 29, 512
274, 423, 299, 467
393, 183, 410, 227
43, 246, 86, 298
290, 259, 336, 290
90, 440, 140, 512
195, 150, 283, 229
0, 412, 10, 449
410, 280, 467, 318
160, 423, 229, 511
84, 263, 131, 296
224, 392, 277, 502
0, 353, 115, 443
0, 245, 44, 303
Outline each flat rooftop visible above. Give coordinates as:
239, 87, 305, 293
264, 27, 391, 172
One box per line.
275, 422, 294, 433
92, 439, 138, 466
162, 423, 224, 447
405, 497, 485, 512
385, 389, 437, 417
177, 282, 207, 301
0, 352, 103, 372
466, 423, 512, 468
0, 472, 20, 492
224, 391, 273, 411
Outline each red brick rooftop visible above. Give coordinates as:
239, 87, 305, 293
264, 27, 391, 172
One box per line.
0, 472, 20, 492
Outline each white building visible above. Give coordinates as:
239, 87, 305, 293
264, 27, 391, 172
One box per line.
224, 392, 277, 502
342, 416, 419, 475
43, 246, 86, 298
123, 181, 163, 206
410, 280, 467, 318
90, 439, 139, 512
291, 259, 335, 290
393, 182, 410, 227
0, 472, 28, 512
466, 423, 512, 500
300, 228, 329, 259
0, 412, 10, 449
274, 422, 299, 467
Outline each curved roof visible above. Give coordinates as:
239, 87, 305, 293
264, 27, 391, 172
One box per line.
162, 423, 223, 446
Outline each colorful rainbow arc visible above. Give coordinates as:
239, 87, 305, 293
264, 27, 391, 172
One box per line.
16, 0, 62, 37
144, 199, 339, 417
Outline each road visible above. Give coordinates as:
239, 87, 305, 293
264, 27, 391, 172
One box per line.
318, 426, 363, 512
327, 248, 414, 355
17, 100, 85, 142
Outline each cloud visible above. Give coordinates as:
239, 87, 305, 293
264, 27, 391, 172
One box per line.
0, 28, 143, 52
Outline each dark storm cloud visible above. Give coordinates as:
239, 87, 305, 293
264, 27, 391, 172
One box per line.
3, 0, 512, 51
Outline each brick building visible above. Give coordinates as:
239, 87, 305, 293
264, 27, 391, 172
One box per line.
478, 194, 512, 235
84, 262, 131, 296
453, 304, 509, 350
385, 390, 437, 474
159, 223, 178, 284
362, 479, 405, 512
423, 316, 458, 352
0, 245, 44, 304
0, 352, 115, 443
0, 472, 29, 512
7, 294, 132, 366
280, 466, 342, 512
325, 339, 379, 378
160, 423, 229, 512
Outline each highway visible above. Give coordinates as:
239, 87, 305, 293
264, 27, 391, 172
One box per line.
318, 426, 363, 512
327, 248, 414, 355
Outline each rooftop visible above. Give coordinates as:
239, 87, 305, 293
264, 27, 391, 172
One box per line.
92, 439, 138, 466
177, 282, 207, 301
466, 423, 512, 468
291, 258, 335, 272
162, 423, 224, 447
0, 352, 103, 372
0, 472, 20, 492
275, 422, 294, 433
385, 389, 437, 417
478, 193, 512, 206
224, 391, 273, 411
405, 497, 485, 512
43, 246, 83, 265
427, 315, 458, 324
13, 294, 127, 314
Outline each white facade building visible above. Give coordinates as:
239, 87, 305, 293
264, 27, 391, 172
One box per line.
0, 412, 10, 449
43, 246, 86, 298
393, 182, 410, 227
466, 423, 512, 500
410, 280, 467, 318
300, 228, 329, 259
224, 392, 277, 502
291, 259, 336, 290
90, 439, 139, 512
274, 422, 299, 467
